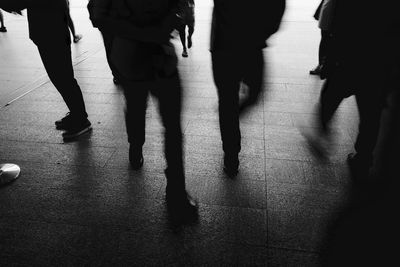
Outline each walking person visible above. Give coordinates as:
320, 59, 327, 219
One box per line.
210, 0, 285, 176
309, 0, 334, 75
303, 0, 389, 181
177, 0, 195, 57
89, 0, 198, 222
0, 9, 7, 32
66, 0, 82, 43
1, 0, 92, 141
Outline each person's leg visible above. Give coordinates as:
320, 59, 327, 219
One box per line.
178, 24, 188, 57
37, 43, 88, 119
319, 78, 346, 132
187, 21, 194, 48
151, 67, 184, 188
121, 80, 149, 169
240, 49, 264, 115
212, 50, 242, 175
37, 42, 90, 138
319, 30, 330, 66
152, 68, 197, 220
0, 10, 7, 32
310, 30, 327, 75
352, 90, 384, 168
302, 73, 347, 159
100, 30, 119, 83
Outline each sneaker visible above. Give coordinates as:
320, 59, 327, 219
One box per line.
223, 153, 239, 177
129, 145, 144, 170
309, 65, 322, 75
0, 27, 7, 32
73, 34, 82, 43
62, 118, 92, 141
55, 112, 73, 130
182, 50, 188, 58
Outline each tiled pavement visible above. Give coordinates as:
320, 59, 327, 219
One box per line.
1, 0, 361, 266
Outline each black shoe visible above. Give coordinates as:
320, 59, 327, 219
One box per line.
55, 112, 74, 130
309, 65, 322, 75
62, 118, 92, 141
0, 27, 7, 33
223, 153, 239, 177
129, 145, 143, 170
113, 77, 120, 85
166, 188, 198, 224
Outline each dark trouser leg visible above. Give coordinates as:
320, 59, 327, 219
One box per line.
240, 49, 264, 114
152, 72, 185, 190
0, 10, 4, 28
178, 25, 187, 50
100, 30, 118, 79
319, 30, 330, 65
354, 90, 384, 166
37, 43, 87, 119
319, 77, 346, 131
121, 81, 149, 151
212, 51, 241, 155
188, 24, 194, 38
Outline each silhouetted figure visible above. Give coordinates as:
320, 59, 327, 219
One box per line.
90, 0, 198, 223
1, 0, 92, 141
309, 0, 334, 75
210, 0, 285, 176
177, 0, 195, 57
0, 9, 7, 32
66, 0, 82, 43
303, 0, 390, 181
87, 0, 119, 85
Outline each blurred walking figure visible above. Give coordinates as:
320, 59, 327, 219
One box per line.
177, 0, 195, 57
303, 1, 388, 181
1, 0, 92, 141
0, 9, 7, 32
309, 0, 334, 75
210, 0, 285, 176
66, 0, 82, 43
90, 0, 198, 222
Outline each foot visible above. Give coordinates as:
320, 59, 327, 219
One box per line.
182, 49, 188, 58
166, 188, 198, 224
62, 118, 92, 141
187, 37, 192, 48
129, 145, 144, 170
309, 65, 322, 75
73, 34, 82, 43
55, 112, 73, 130
223, 153, 239, 177
0, 27, 7, 32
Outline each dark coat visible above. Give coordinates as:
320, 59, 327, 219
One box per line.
210, 0, 286, 50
